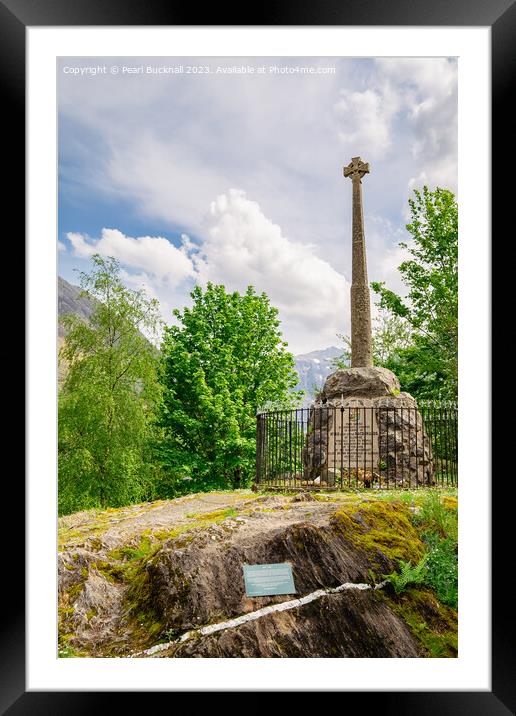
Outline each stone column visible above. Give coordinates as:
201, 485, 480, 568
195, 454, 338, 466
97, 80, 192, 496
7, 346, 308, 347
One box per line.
343, 156, 372, 368
296, 158, 435, 489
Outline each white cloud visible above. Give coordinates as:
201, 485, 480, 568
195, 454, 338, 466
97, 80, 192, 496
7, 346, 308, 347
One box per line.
67, 191, 351, 354
378, 58, 456, 103
408, 158, 458, 195
59, 57, 458, 256
375, 58, 458, 193
334, 86, 399, 160
104, 135, 232, 235
334, 58, 457, 196
366, 216, 412, 301
57, 240, 66, 252
66, 228, 195, 286
195, 189, 349, 353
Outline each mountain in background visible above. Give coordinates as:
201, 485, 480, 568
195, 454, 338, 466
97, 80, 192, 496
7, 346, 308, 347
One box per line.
58, 276, 97, 337
58, 277, 98, 384
293, 346, 344, 403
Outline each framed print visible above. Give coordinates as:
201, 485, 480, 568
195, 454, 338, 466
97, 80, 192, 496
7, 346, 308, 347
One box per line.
5, 0, 511, 711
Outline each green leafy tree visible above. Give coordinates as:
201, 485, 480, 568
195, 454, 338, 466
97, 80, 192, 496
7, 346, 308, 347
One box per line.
158, 283, 302, 492
58, 255, 163, 515
371, 186, 458, 400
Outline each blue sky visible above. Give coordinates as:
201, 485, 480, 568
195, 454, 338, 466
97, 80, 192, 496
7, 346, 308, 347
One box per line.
58, 56, 457, 354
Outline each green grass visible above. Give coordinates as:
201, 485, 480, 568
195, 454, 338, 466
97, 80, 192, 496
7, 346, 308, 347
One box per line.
413, 490, 458, 541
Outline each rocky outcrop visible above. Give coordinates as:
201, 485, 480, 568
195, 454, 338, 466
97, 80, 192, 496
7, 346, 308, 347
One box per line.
58, 492, 457, 659
165, 589, 420, 658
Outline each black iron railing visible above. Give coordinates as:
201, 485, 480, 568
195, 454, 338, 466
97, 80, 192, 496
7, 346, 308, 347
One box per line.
255, 404, 457, 490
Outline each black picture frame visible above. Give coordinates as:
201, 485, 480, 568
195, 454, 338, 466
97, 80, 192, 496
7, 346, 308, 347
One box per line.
7, 0, 507, 712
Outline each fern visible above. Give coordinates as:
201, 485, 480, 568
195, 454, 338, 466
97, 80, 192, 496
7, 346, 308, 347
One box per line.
383, 556, 428, 594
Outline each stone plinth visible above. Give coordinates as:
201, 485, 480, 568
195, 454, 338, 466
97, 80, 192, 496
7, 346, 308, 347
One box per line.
301, 367, 434, 487
322, 367, 400, 400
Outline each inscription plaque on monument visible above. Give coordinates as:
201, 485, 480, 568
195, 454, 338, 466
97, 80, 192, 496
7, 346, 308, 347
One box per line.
243, 563, 296, 597
327, 399, 380, 471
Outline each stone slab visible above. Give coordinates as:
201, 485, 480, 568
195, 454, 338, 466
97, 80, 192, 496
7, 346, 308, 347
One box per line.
327, 398, 380, 470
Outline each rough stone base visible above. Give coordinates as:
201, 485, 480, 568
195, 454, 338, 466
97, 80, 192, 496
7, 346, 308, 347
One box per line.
321, 366, 401, 401
301, 367, 434, 487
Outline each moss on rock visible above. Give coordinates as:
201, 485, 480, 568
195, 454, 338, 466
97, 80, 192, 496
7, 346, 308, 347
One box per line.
331, 500, 425, 571
378, 587, 457, 658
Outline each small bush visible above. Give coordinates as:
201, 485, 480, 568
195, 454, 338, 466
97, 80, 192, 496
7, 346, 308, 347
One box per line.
424, 535, 458, 609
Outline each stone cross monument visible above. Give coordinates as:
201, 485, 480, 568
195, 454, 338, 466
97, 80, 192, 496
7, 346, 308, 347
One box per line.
343, 156, 372, 368
300, 155, 434, 488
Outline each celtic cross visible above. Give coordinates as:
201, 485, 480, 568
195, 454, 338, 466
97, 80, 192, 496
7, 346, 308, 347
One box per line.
343, 156, 372, 367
